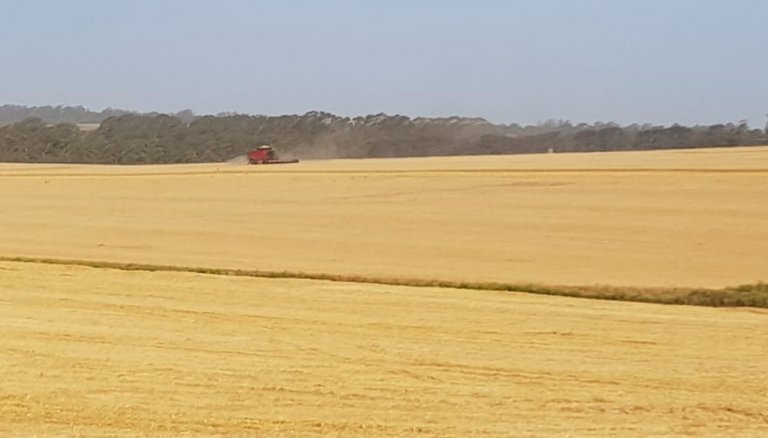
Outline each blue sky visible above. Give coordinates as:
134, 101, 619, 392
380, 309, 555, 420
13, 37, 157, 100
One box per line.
1, 0, 766, 126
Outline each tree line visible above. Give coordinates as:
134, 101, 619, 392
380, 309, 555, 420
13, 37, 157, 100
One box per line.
0, 105, 197, 126
0, 109, 766, 164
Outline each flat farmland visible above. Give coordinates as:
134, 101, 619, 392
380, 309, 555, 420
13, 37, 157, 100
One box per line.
1, 261, 766, 436
2, 147, 768, 436
1, 146, 767, 288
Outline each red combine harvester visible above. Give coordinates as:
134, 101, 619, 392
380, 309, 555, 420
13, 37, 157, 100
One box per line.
247, 145, 299, 165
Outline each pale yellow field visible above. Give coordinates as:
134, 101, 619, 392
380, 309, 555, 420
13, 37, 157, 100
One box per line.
1, 146, 767, 287
2, 147, 768, 436
1, 261, 767, 437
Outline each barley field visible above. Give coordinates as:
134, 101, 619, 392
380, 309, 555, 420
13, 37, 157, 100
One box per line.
1, 146, 768, 436
1, 146, 767, 288
1, 261, 767, 437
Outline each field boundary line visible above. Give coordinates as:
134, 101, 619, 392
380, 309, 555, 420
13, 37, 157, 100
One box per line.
1, 255, 765, 309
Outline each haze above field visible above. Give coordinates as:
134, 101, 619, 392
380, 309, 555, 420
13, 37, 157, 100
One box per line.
2, 0, 767, 127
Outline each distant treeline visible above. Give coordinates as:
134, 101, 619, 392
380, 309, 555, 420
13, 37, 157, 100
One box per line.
0, 104, 197, 126
0, 106, 766, 164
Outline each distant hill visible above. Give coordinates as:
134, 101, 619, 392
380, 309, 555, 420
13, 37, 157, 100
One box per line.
0, 105, 198, 126
0, 105, 766, 164
0, 105, 127, 125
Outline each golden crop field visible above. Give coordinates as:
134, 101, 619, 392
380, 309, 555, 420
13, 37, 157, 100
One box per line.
1, 146, 768, 436
2, 261, 767, 437
1, 146, 767, 288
